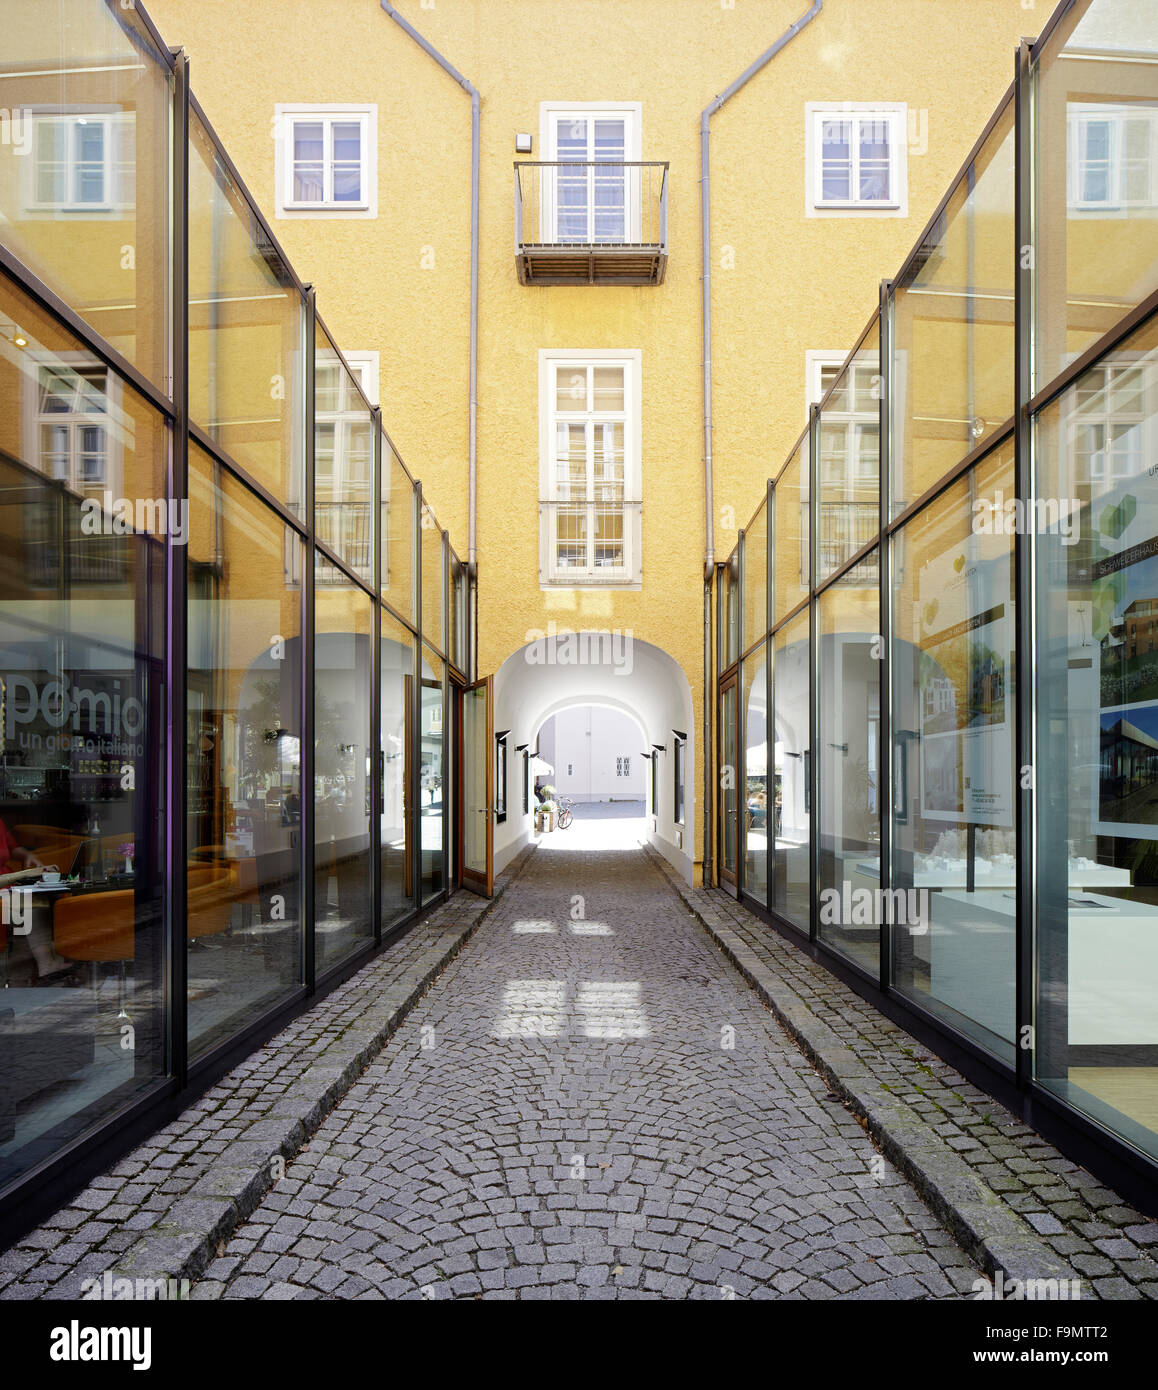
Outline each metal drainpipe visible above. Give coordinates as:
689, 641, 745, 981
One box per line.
380, 2, 480, 570
699, 0, 821, 887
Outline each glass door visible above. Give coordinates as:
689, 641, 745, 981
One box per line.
720, 674, 739, 891
548, 112, 634, 244
461, 676, 493, 896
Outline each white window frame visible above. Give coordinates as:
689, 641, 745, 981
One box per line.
1068, 355, 1153, 493
539, 102, 642, 244
23, 109, 133, 215
274, 104, 377, 219
22, 354, 123, 499
314, 350, 378, 577
805, 103, 908, 218
538, 348, 642, 589
1067, 104, 1158, 213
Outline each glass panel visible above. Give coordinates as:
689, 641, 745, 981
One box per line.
449, 553, 467, 674
0, 4, 171, 385
817, 323, 880, 585
743, 498, 767, 651
1034, 0, 1158, 389
743, 646, 769, 905
0, 279, 165, 1190
773, 438, 810, 623
821, 118, 852, 202
382, 440, 414, 621
292, 120, 324, 203
190, 110, 305, 509
421, 498, 444, 654
463, 683, 487, 879
315, 565, 373, 972
315, 327, 372, 582
772, 612, 810, 931
892, 102, 1014, 516
1036, 312, 1158, 1161
420, 646, 444, 904
380, 610, 413, 930
721, 683, 738, 876
817, 556, 881, 977
187, 443, 302, 1056
331, 121, 362, 203
892, 446, 1017, 1060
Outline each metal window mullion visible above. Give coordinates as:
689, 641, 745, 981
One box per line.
168, 47, 190, 1088
441, 528, 450, 896
808, 402, 820, 945
1014, 38, 1035, 1093
411, 479, 422, 914
370, 408, 382, 942
302, 288, 317, 991
879, 279, 894, 991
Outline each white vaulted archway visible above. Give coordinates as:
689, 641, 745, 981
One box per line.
491, 632, 695, 881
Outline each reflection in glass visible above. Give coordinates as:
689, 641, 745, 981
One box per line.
1036, 315, 1158, 1159
315, 568, 372, 972
720, 682, 738, 879
817, 562, 881, 977
817, 324, 880, 584
189, 109, 304, 508
892, 449, 1016, 1059
774, 438, 810, 624
0, 4, 172, 383
383, 442, 414, 621
381, 611, 413, 930
743, 502, 767, 653
772, 613, 810, 932
743, 647, 769, 905
0, 279, 165, 1190
1035, 1, 1158, 387
420, 646, 444, 903
315, 329, 372, 581
187, 443, 303, 1056
892, 105, 1014, 514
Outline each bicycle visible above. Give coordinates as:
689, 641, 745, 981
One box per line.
556, 796, 574, 830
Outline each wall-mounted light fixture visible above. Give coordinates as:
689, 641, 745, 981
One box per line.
515, 132, 532, 153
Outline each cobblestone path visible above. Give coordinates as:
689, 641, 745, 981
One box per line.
200, 845, 983, 1299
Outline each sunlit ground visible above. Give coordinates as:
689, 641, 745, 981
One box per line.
538, 798, 648, 853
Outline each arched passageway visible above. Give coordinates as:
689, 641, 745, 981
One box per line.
492, 632, 695, 881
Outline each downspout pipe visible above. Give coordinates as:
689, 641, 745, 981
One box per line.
699, 0, 821, 888
380, 2, 480, 570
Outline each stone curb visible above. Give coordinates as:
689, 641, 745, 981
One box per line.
641, 843, 1081, 1292
110, 848, 536, 1289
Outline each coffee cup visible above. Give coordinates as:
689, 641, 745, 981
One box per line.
41, 871, 61, 884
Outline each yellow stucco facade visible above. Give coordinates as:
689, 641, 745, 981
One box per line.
141, 0, 1033, 879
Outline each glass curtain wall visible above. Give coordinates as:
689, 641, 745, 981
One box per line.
0, 0, 469, 1214
716, 0, 1158, 1184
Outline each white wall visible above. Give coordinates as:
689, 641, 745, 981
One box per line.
539, 707, 646, 802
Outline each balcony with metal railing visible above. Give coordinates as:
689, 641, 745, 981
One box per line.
514, 162, 668, 286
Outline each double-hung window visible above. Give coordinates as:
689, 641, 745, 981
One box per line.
315, 352, 377, 577
275, 105, 377, 217
36, 363, 111, 494
806, 104, 907, 217
30, 112, 133, 212
1072, 360, 1148, 490
1068, 106, 1158, 210
539, 350, 641, 586
542, 104, 641, 245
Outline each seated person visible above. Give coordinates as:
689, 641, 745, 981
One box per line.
0, 817, 78, 982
